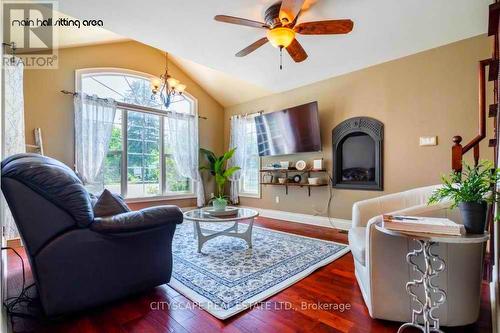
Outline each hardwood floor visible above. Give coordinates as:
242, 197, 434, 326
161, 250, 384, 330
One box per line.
6, 217, 492, 333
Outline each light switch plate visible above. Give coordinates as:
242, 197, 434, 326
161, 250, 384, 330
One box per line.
419, 136, 437, 146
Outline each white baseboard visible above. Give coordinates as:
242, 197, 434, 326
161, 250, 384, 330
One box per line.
182, 206, 352, 230
241, 206, 351, 230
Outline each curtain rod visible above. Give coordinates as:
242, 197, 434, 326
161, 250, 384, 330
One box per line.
231, 111, 263, 119
2, 42, 16, 51
3, 42, 17, 64
60, 90, 208, 120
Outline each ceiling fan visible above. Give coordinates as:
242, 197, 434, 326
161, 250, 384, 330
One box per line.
214, 0, 354, 69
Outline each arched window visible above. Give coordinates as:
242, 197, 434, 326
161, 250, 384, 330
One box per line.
76, 68, 196, 199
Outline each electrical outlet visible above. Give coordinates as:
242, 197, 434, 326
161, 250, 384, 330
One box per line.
275, 196, 280, 204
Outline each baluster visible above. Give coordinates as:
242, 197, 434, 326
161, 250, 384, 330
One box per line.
451, 136, 463, 172
474, 144, 480, 166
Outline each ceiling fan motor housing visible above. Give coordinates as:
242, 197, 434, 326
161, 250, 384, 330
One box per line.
214, 0, 353, 64
265, 2, 283, 28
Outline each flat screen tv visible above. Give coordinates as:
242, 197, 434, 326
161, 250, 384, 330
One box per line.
255, 101, 321, 157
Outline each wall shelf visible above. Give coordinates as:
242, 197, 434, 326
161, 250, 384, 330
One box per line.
260, 168, 327, 173
261, 182, 327, 187
259, 168, 330, 196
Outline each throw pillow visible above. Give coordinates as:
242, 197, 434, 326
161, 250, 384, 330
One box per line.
93, 189, 131, 217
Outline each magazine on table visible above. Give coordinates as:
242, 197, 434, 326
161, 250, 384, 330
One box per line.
382, 214, 465, 236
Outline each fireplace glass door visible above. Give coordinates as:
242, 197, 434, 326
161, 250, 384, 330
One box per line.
341, 133, 376, 183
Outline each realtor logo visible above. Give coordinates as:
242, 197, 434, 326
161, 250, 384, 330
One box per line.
2, 0, 58, 68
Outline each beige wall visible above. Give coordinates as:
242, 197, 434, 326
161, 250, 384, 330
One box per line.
224, 35, 494, 220
23, 40, 225, 207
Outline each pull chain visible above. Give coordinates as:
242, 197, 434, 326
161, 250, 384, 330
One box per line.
280, 46, 283, 70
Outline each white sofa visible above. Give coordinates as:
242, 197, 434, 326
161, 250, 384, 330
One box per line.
349, 185, 485, 326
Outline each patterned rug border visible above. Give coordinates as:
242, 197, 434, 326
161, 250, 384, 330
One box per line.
168, 225, 350, 320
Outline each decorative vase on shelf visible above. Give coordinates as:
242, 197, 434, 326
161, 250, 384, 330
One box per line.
459, 202, 487, 234
213, 198, 228, 212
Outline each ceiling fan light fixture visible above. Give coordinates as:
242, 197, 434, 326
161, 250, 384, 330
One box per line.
266, 27, 295, 48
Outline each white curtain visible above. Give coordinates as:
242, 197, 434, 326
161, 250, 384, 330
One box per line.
166, 110, 205, 207
74, 94, 117, 194
1, 57, 25, 239
228, 115, 249, 204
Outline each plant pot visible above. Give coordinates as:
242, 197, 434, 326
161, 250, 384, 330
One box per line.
459, 202, 487, 234
212, 198, 228, 212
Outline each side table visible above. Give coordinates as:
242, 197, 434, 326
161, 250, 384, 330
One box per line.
375, 222, 488, 333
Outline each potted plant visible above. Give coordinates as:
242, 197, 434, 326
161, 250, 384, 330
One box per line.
428, 160, 500, 234
199, 147, 240, 211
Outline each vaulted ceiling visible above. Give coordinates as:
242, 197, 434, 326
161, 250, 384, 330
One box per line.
58, 0, 490, 107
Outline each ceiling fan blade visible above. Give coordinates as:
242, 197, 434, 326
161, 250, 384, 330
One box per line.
236, 38, 268, 57
214, 15, 267, 29
294, 19, 354, 35
279, 0, 305, 25
301, 0, 318, 11
286, 39, 308, 63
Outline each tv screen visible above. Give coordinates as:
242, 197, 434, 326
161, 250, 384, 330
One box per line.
255, 101, 321, 157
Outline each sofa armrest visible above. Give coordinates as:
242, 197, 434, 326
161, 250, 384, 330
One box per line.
352, 199, 383, 228
90, 206, 183, 233
352, 185, 444, 228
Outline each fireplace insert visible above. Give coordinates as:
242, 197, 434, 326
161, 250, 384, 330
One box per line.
332, 117, 383, 190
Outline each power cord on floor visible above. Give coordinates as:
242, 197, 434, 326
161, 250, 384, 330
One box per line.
2, 247, 41, 321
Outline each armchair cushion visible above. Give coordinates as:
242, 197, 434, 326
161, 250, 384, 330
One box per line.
93, 189, 130, 217
348, 227, 366, 265
90, 206, 183, 233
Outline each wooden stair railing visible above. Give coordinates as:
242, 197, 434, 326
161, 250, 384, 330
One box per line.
451, 59, 491, 172
451, 3, 500, 284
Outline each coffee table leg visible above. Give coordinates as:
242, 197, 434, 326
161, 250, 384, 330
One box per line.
242, 218, 254, 248
194, 218, 255, 253
194, 221, 206, 253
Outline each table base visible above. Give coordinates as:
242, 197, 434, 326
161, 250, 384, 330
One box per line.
193, 219, 254, 253
398, 240, 446, 333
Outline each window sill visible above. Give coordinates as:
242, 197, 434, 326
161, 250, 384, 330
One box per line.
125, 194, 196, 204
239, 193, 261, 199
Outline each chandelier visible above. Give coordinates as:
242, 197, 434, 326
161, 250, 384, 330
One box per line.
150, 52, 186, 109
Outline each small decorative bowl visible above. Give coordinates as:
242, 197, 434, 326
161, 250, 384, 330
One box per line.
308, 177, 320, 185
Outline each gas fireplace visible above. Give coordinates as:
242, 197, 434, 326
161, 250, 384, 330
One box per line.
332, 117, 383, 190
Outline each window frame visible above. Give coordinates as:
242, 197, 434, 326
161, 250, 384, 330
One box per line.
238, 115, 261, 199
75, 67, 197, 202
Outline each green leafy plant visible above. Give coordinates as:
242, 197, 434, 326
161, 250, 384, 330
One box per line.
199, 148, 240, 200
428, 160, 500, 208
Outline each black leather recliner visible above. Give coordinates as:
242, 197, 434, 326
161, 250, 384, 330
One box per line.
1, 153, 183, 317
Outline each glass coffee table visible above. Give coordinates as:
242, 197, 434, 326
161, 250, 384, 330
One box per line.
183, 207, 259, 253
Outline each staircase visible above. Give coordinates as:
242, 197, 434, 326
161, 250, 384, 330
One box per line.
452, 3, 500, 331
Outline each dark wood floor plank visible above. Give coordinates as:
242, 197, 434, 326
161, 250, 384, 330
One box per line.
6, 217, 492, 333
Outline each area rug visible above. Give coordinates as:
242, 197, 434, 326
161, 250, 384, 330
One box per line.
168, 221, 350, 319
